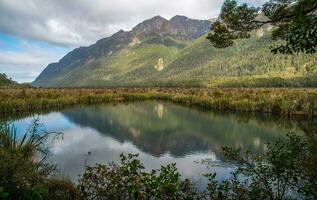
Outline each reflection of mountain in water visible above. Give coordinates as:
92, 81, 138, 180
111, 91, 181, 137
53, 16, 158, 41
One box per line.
62, 102, 296, 157
154, 103, 164, 119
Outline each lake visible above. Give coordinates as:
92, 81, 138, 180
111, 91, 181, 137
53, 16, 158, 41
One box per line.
3, 101, 307, 188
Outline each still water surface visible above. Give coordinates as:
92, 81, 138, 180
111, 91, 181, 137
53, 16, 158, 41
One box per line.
6, 101, 305, 186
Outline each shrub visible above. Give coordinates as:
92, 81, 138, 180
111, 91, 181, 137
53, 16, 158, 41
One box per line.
78, 153, 196, 200
204, 133, 317, 199
44, 178, 81, 200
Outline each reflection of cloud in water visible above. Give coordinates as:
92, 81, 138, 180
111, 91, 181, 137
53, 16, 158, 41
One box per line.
47, 127, 230, 183
9, 101, 300, 185
207, 151, 217, 162
49, 127, 141, 180
11, 112, 75, 137
154, 103, 164, 119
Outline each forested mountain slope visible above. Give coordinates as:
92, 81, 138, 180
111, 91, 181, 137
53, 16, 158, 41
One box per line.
33, 15, 317, 87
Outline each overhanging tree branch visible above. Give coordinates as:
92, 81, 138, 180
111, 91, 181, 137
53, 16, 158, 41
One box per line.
207, 0, 317, 54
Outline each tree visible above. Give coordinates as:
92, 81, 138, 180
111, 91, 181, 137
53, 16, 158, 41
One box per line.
207, 0, 317, 54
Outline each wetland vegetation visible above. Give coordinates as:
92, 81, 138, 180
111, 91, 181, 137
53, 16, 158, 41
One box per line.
0, 87, 317, 118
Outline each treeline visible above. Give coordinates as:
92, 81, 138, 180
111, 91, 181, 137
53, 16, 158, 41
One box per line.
163, 35, 317, 88
219, 74, 317, 88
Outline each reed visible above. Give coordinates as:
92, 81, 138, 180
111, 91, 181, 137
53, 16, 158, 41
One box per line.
0, 87, 316, 118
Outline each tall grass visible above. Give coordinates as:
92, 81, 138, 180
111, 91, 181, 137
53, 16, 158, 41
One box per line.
0, 120, 48, 160
0, 119, 58, 199
0, 87, 316, 117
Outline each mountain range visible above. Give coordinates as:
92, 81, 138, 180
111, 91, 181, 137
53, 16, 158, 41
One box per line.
33, 15, 317, 87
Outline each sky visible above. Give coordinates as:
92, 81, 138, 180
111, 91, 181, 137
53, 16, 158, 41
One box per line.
0, 0, 266, 83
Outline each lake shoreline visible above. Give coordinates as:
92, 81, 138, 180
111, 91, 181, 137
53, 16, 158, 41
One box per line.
1, 87, 317, 118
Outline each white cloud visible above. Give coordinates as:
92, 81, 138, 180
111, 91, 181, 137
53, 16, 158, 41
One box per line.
0, 0, 227, 47
0, 0, 268, 47
0, 41, 67, 82
0, 0, 266, 82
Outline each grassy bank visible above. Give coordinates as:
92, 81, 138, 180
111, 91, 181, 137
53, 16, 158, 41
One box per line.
0, 87, 317, 118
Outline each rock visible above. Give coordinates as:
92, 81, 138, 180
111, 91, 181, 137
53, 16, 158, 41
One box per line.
154, 58, 164, 71
128, 37, 141, 47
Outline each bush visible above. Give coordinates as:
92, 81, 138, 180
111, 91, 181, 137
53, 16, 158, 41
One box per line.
78, 153, 196, 200
44, 179, 81, 200
79, 133, 316, 200
204, 133, 317, 199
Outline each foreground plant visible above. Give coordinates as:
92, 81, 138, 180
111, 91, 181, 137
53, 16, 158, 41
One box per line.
204, 133, 316, 199
1, 119, 316, 199
78, 132, 316, 200
0, 119, 58, 200
78, 153, 196, 200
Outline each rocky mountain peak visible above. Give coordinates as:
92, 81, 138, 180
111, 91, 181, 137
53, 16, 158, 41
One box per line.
131, 15, 186, 37
150, 15, 166, 22
170, 15, 190, 24
130, 15, 211, 39
170, 15, 211, 39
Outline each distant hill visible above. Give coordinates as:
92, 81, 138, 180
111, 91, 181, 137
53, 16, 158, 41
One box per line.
0, 73, 17, 86
33, 15, 317, 88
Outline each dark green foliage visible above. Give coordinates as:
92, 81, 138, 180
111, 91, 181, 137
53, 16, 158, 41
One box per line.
78, 153, 195, 200
296, 121, 317, 197
204, 133, 317, 199
220, 74, 317, 87
207, 0, 317, 54
0, 120, 56, 200
0, 187, 9, 199
44, 179, 81, 200
207, 0, 259, 48
78, 133, 317, 199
